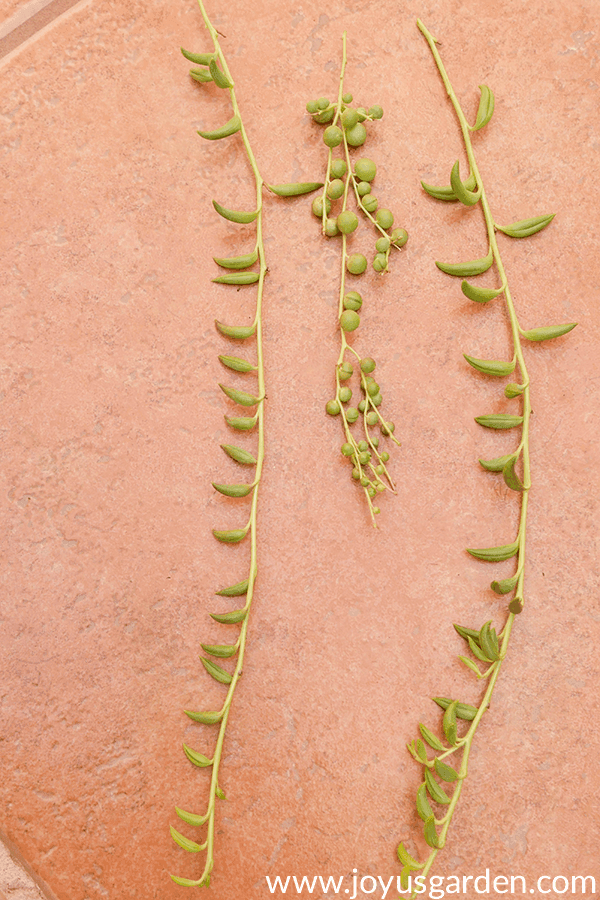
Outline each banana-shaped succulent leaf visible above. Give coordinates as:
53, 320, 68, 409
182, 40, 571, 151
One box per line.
461, 280, 504, 303
201, 658, 233, 684
183, 743, 213, 767
468, 635, 493, 663
212, 200, 259, 224
170, 826, 205, 853
423, 817, 440, 849
268, 182, 324, 196
212, 480, 253, 496
502, 455, 525, 491
212, 528, 248, 544
419, 723, 445, 752
184, 709, 223, 724
450, 160, 481, 206
198, 115, 241, 140
491, 573, 519, 595
479, 454, 515, 472
397, 842, 425, 870
209, 57, 233, 89
472, 84, 495, 131
190, 68, 213, 83
442, 700, 458, 744
175, 806, 210, 826
214, 250, 259, 270
416, 782, 434, 821
453, 623, 481, 643
467, 539, 519, 562
210, 608, 247, 624
219, 354, 256, 373
181, 48, 214, 65
219, 384, 261, 406
215, 320, 256, 340
201, 643, 238, 659
434, 697, 478, 721
475, 414, 523, 429
224, 415, 258, 432
421, 172, 477, 201
464, 354, 515, 376
460, 656, 484, 677
521, 323, 577, 341
434, 757, 460, 782
220, 444, 257, 465
215, 579, 248, 597
496, 213, 554, 238
436, 247, 493, 277
424, 768, 451, 804
213, 272, 259, 285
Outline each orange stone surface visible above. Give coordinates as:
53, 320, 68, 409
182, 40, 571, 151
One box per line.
1, 1, 599, 898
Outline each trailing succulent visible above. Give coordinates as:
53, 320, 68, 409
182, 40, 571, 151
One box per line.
170, 1, 322, 887
396, 20, 576, 895
309, 34, 408, 525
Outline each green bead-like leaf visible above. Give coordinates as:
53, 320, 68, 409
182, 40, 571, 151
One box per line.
442, 700, 458, 745
419, 723, 445, 752
503, 455, 525, 492
467, 540, 519, 562
212, 528, 248, 544
479, 454, 515, 472
184, 710, 223, 725
175, 806, 210, 827
464, 354, 515, 376
208, 56, 233, 89
449, 160, 481, 206
268, 182, 324, 196
212, 272, 259, 286
434, 757, 460, 782
170, 825, 204, 852
424, 768, 451, 804
198, 115, 241, 141
491, 573, 519, 595
433, 697, 478, 721
201, 658, 232, 684
472, 84, 495, 131
183, 743, 213, 767
416, 783, 434, 822
214, 249, 259, 270
475, 414, 524, 430
201, 643, 238, 659
181, 48, 214, 65
521, 323, 577, 342
216, 579, 248, 597
461, 280, 504, 303
210, 608, 247, 624
212, 200, 258, 224
397, 842, 424, 870
219, 354, 256, 373
219, 384, 261, 406
215, 320, 256, 340
221, 444, 257, 465
424, 817, 440, 849
436, 247, 493, 277
496, 213, 554, 238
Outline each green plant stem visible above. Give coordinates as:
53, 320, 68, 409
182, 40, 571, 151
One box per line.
404, 22, 535, 894
172, 1, 268, 886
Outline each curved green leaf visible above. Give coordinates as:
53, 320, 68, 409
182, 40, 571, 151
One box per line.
170, 825, 204, 853
175, 806, 210, 827
170, 876, 203, 887
416, 783, 434, 822
467, 540, 519, 562
198, 115, 241, 141
214, 249, 259, 270
184, 710, 223, 725
224, 415, 258, 432
182, 744, 213, 767
210, 608, 247, 624
496, 213, 554, 238
212, 272, 259, 286
216, 579, 248, 597
503, 455, 524, 492
479, 454, 515, 472
475, 414, 523, 429
219, 384, 261, 406
201, 643, 238, 659
468, 635, 492, 663
220, 444, 257, 465
215, 320, 256, 339
442, 700, 458, 745
436, 247, 493, 277
421, 172, 477, 201
181, 48, 214, 65
209, 56, 233, 89
479, 621, 500, 660
434, 697, 477, 721
201, 658, 232, 684
434, 758, 460, 782
268, 182, 324, 196
491, 573, 519, 595
424, 817, 440, 849
504, 382, 524, 398
521, 323, 577, 341
397, 842, 424, 870
419, 724, 445, 752
472, 84, 495, 131
212, 199, 258, 224
464, 354, 515, 376
189, 68, 213, 84
212, 483, 253, 500
450, 160, 481, 206
461, 280, 504, 303
212, 528, 248, 544
460, 656, 484, 677
424, 768, 451, 804
453, 623, 481, 643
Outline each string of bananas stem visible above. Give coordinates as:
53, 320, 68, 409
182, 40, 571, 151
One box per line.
169, 2, 268, 886
308, 34, 407, 526
397, 20, 577, 895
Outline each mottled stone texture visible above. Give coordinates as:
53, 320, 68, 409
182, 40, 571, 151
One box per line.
1, 0, 599, 898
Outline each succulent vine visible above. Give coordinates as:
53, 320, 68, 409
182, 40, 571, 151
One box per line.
307, 34, 407, 525
397, 20, 577, 894
170, 3, 322, 887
